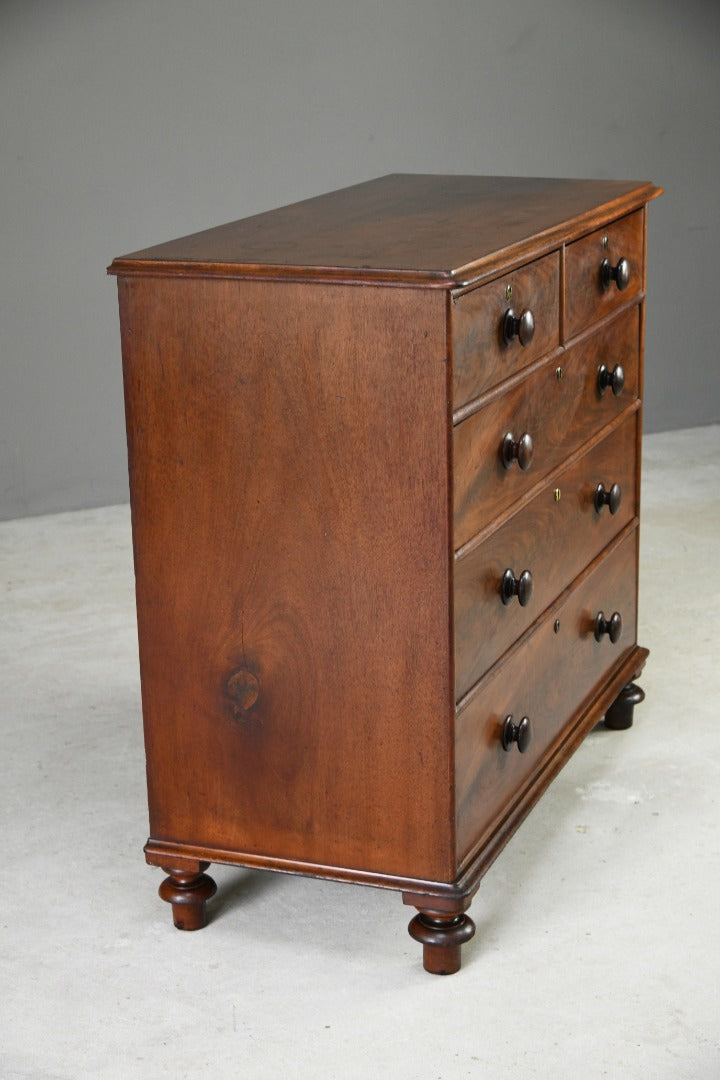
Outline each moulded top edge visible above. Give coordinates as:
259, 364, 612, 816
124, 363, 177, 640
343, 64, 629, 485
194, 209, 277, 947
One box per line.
108, 175, 663, 287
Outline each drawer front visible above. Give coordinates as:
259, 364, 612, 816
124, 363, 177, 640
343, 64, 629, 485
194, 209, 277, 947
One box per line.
454, 411, 637, 701
564, 210, 644, 339
454, 304, 640, 550
455, 525, 638, 866
452, 252, 560, 408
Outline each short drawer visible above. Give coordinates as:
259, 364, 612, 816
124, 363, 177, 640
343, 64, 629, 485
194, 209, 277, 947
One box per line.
455, 525, 638, 866
454, 304, 640, 550
564, 210, 644, 339
454, 411, 638, 701
452, 251, 560, 408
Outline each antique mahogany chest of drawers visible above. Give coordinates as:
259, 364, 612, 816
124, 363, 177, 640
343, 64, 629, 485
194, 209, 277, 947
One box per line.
109, 174, 661, 974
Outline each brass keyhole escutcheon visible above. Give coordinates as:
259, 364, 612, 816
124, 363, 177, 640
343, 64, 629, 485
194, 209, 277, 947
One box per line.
226, 668, 260, 718
505, 283, 513, 301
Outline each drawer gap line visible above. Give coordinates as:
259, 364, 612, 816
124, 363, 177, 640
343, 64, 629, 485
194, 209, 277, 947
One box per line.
455, 519, 639, 714
454, 403, 641, 562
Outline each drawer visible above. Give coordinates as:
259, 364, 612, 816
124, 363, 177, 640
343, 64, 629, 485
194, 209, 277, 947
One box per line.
564, 210, 644, 339
454, 411, 638, 701
454, 304, 640, 550
452, 251, 560, 408
455, 525, 638, 866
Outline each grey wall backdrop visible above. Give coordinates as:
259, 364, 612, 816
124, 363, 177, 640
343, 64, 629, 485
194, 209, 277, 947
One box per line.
1, 0, 718, 520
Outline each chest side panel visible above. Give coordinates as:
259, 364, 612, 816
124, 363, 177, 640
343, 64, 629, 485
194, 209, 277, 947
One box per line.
119, 277, 453, 882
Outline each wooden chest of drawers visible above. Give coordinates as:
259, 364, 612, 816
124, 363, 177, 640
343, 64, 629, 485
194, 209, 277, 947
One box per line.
109, 174, 661, 974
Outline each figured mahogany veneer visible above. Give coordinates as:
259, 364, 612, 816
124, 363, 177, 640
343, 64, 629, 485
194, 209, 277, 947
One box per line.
564, 210, 644, 338
453, 305, 640, 549
118, 276, 451, 880
452, 251, 561, 408
456, 524, 638, 864
109, 174, 661, 975
454, 412, 638, 701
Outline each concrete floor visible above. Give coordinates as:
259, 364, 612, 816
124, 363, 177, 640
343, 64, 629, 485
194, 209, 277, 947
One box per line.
1, 425, 719, 1080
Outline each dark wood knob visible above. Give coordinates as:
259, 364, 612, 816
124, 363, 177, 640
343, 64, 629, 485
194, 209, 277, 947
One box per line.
502, 307, 535, 346
600, 256, 630, 291
597, 363, 625, 397
501, 431, 534, 470
500, 568, 533, 606
594, 610, 623, 644
501, 714, 532, 753
594, 482, 622, 515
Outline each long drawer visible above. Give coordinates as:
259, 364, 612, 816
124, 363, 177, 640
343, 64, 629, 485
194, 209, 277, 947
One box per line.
453, 304, 640, 550
455, 524, 638, 866
454, 411, 638, 701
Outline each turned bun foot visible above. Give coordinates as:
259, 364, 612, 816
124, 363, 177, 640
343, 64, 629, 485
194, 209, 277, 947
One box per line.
159, 863, 217, 930
408, 911, 476, 975
604, 681, 645, 730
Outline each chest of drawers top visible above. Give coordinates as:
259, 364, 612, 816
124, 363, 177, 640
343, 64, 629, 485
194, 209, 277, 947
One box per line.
109, 173, 661, 287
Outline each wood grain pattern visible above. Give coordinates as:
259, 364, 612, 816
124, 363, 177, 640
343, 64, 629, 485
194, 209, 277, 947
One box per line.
445, 645, 648, 896
454, 411, 638, 701
452, 251, 560, 408
455, 524, 639, 865
119, 275, 454, 882
111, 175, 660, 973
564, 210, 644, 339
453, 304, 641, 550
109, 175, 661, 287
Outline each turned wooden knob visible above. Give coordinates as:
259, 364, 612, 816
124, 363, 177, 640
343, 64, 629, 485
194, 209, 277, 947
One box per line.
594, 610, 623, 644
501, 714, 532, 753
501, 431, 534, 470
500, 568, 533, 606
600, 256, 630, 291
502, 307, 535, 346
597, 363, 625, 397
594, 482, 622, 515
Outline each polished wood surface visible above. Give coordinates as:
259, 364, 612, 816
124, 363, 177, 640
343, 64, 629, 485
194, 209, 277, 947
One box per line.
452, 250, 560, 408
111, 174, 660, 974
109, 174, 661, 287
454, 412, 638, 701
408, 910, 476, 975
453, 304, 641, 550
564, 210, 644, 338
158, 862, 217, 930
455, 525, 639, 865
120, 275, 454, 882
